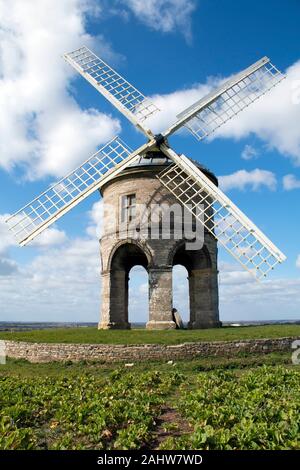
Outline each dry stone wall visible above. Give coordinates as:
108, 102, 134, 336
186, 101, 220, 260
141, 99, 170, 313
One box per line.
3, 337, 298, 363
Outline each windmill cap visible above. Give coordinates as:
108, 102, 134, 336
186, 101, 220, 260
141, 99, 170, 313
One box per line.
99, 149, 218, 195
126, 150, 218, 186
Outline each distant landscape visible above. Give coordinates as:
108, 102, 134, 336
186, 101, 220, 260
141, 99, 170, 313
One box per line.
0, 320, 299, 332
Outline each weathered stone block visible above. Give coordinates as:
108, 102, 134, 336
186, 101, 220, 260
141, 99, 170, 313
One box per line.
99, 151, 220, 330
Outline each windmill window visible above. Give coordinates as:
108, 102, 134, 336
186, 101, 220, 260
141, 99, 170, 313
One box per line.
121, 194, 136, 223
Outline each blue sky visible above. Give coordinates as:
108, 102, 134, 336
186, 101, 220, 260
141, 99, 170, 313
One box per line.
0, 0, 300, 323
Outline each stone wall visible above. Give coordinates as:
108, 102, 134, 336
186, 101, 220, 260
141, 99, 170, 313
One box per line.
3, 337, 298, 363
99, 159, 220, 330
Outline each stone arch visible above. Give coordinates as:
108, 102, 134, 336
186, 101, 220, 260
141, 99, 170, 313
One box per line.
170, 240, 219, 329
106, 238, 153, 273
168, 240, 212, 272
99, 241, 151, 330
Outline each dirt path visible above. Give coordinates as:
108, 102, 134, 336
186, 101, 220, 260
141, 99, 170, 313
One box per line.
148, 405, 192, 449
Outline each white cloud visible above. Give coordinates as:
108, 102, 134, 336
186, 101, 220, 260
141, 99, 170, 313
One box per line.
1, 200, 299, 322
218, 169, 277, 192
0, 203, 102, 321
219, 262, 300, 321
0, 215, 20, 280
86, 200, 104, 238
172, 264, 189, 321
0, 214, 68, 251
146, 83, 212, 134
215, 61, 300, 165
30, 227, 68, 247
0, 258, 19, 277
0, 238, 100, 321
30, 238, 99, 286
0, 212, 71, 314
121, 0, 196, 42
283, 174, 300, 191
146, 60, 300, 166
296, 256, 300, 268
0, 214, 16, 255
0, 0, 121, 180
218, 262, 254, 286
241, 144, 259, 161
128, 266, 148, 322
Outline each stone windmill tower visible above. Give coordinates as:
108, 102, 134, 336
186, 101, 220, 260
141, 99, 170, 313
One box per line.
6, 47, 286, 330
99, 151, 220, 330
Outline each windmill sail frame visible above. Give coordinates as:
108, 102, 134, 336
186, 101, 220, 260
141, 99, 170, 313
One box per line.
6, 137, 154, 246
164, 57, 285, 141
158, 145, 286, 280
6, 48, 287, 279
64, 46, 159, 138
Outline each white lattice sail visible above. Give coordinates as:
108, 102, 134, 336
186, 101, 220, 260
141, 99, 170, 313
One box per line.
158, 146, 286, 280
165, 57, 285, 141
6, 137, 137, 246
5, 49, 287, 279
64, 46, 159, 135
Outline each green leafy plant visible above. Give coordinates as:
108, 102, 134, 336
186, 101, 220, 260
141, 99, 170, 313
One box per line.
170, 366, 300, 450
0, 370, 180, 449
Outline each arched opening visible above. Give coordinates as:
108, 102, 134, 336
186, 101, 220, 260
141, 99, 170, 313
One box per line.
171, 242, 213, 328
128, 265, 148, 326
110, 243, 149, 272
172, 264, 189, 325
172, 243, 192, 328
107, 242, 150, 329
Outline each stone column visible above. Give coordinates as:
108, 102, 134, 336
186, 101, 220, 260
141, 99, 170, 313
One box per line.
98, 270, 131, 329
98, 271, 111, 329
188, 268, 221, 329
146, 267, 176, 330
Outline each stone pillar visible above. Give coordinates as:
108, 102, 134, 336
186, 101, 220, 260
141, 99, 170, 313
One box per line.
146, 267, 176, 329
188, 268, 220, 329
98, 271, 111, 329
98, 270, 131, 329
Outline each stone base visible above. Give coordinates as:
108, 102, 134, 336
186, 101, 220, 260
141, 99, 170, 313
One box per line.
188, 320, 222, 330
146, 320, 176, 330
98, 322, 131, 330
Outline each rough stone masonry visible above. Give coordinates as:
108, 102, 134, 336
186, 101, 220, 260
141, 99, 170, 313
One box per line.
98, 149, 220, 330
4, 337, 297, 363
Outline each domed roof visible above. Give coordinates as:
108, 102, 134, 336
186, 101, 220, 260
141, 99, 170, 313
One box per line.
126, 150, 218, 186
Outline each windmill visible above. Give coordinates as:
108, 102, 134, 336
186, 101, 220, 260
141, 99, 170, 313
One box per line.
6, 46, 286, 283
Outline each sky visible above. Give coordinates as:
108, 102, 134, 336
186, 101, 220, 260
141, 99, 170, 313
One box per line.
0, 0, 300, 324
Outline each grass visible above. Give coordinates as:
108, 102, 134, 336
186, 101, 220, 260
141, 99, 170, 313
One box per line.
0, 352, 295, 379
160, 366, 300, 450
0, 324, 299, 345
0, 355, 299, 449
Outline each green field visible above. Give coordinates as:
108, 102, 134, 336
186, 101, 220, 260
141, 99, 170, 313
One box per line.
1, 325, 299, 450
0, 355, 299, 450
0, 324, 299, 344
